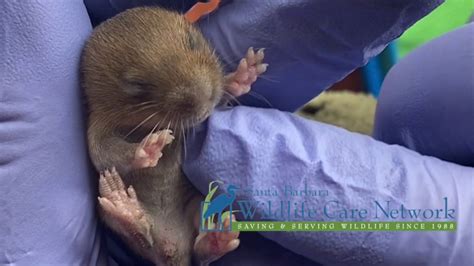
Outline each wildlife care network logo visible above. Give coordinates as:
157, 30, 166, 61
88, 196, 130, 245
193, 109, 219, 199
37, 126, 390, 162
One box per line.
199, 181, 238, 232
199, 180, 457, 233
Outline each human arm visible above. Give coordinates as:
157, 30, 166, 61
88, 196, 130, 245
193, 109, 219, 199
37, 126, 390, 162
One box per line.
183, 106, 473, 265
183, 23, 474, 266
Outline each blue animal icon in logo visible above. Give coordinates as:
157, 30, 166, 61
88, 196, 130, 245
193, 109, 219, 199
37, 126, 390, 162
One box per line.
200, 181, 238, 231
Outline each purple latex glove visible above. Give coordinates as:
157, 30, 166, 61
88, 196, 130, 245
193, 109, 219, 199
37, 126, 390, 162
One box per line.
183, 106, 473, 266
374, 23, 474, 166
183, 23, 474, 266
198, 0, 444, 111
0, 1, 105, 265
0, 0, 453, 265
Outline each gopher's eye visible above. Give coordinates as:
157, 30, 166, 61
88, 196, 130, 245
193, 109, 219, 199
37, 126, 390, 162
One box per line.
123, 80, 151, 96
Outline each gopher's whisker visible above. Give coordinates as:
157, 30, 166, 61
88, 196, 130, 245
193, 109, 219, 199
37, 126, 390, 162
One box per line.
134, 101, 156, 107
125, 112, 157, 138
223, 91, 241, 106
248, 91, 273, 108
181, 120, 187, 159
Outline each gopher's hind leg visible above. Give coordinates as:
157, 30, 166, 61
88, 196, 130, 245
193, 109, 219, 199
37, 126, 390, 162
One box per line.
98, 168, 154, 251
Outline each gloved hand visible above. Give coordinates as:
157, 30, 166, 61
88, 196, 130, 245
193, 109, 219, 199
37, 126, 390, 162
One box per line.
374, 23, 474, 166
0, 1, 104, 265
196, 0, 446, 111
183, 106, 473, 266
0, 0, 453, 265
86, 1, 453, 264
183, 23, 474, 266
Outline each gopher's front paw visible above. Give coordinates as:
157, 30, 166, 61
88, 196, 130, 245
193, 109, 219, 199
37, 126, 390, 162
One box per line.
132, 129, 174, 169
225, 47, 268, 97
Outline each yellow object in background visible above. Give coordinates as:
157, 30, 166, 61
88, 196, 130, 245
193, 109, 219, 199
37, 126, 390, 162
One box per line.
299, 92, 377, 136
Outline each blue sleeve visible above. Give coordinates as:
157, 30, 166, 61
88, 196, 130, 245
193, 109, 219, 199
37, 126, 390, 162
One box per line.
183, 107, 473, 265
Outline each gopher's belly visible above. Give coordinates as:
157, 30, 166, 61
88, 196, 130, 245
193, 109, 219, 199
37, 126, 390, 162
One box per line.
123, 142, 202, 264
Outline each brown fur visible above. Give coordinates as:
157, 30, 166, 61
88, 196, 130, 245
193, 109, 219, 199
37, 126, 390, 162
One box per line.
81, 7, 224, 265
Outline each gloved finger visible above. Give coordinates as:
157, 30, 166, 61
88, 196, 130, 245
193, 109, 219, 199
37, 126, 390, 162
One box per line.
373, 23, 474, 166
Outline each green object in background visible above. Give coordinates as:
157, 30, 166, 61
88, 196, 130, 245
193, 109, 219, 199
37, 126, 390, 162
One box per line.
397, 0, 474, 57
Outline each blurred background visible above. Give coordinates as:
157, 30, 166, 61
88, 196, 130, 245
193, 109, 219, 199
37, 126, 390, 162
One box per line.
298, 0, 474, 135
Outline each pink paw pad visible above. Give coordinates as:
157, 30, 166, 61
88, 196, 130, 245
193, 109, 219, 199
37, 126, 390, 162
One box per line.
226, 47, 268, 97
98, 167, 153, 248
132, 129, 174, 169
194, 215, 240, 264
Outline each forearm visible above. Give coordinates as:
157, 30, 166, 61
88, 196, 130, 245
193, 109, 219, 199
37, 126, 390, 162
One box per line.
183, 106, 473, 265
